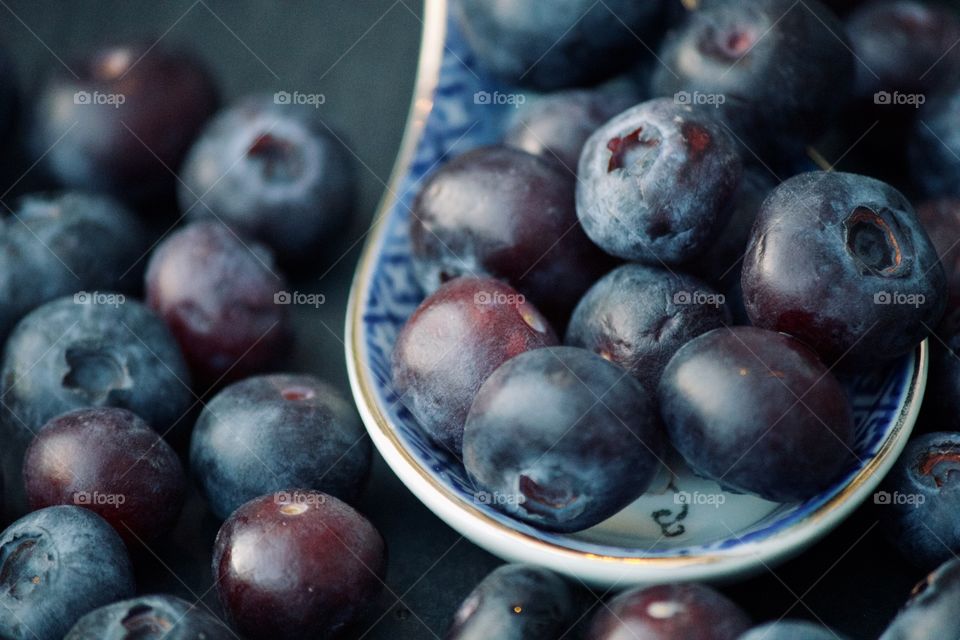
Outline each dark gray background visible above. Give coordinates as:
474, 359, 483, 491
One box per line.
0, 1, 925, 638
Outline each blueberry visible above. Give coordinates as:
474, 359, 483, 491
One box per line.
145, 221, 290, 387
212, 491, 386, 639
565, 263, 729, 392
447, 564, 575, 640
504, 83, 641, 174
65, 594, 233, 640
879, 557, 960, 639
452, 0, 665, 90
392, 277, 558, 456
909, 84, 960, 198
29, 45, 219, 205
23, 407, 186, 545
739, 620, 849, 639
741, 171, 946, 368
847, 1, 960, 101
190, 373, 371, 520
659, 326, 855, 502
0, 191, 148, 341
878, 432, 960, 569
586, 583, 751, 640
463, 346, 664, 532
0, 506, 135, 640
1, 296, 191, 506
411, 145, 615, 324
576, 98, 742, 264
651, 0, 853, 157
915, 199, 960, 322
179, 94, 355, 265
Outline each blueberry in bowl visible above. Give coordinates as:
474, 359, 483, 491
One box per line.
576, 98, 742, 265
65, 594, 233, 640
741, 171, 946, 368
179, 94, 355, 265
190, 373, 371, 520
0, 506, 135, 640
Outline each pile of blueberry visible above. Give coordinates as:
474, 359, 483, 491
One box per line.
394, 0, 960, 636
0, 39, 388, 640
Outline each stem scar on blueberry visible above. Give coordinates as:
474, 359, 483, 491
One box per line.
843, 206, 912, 277
918, 448, 960, 488
121, 604, 173, 633
607, 127, 660, 172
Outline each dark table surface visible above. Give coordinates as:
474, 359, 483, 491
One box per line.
0, 2, 929, 638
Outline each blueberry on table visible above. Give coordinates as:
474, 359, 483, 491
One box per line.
0, 506, 135, 640
576, 98, 742, 265
190, 373, 371, 520
446, 564, 575, 640
504, 83, 641, 175
651, 0, 853, 156
658, 326, 855, 503
1, 295, 191, 506
740, 620, 849, 639
65, 594, 233, 640
179, 94, 355, 265
29, 44, 218, 205
879, 557, 960, 639
23, 407, 186, 545
741, 171, 946, 368
463, 346, 664, 532
392, 276, 557, 456
566, 263, 729, 393
586, 583, 751, 640
0, 191, 148, 341
878, 432, 960, 570
411, 145, 615, 325
452, 0, 665, 90
212, 491, 386, 640
145, 221, 290, 388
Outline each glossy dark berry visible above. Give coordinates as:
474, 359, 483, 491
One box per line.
909, 84, 960, 198
652, 0, 853, 156
212, 491, 386, 640
565, 263, 728, 392
463, 346, 664, 532
504, 83, 641, 174
879, 557, 960, 640
740, 620, 849, 640
145, 221, 290, 387
847, 1, 960, 101
0, 506, 135, 640
453, 0, 665, 90
190, 374, 371, 520
576, 98, 742, 264
446, 564, 575, 640
410, 145, 615, 324
392, 277, 557, 456
1, 296, 192, 506
23, 407, 186, 545
30, 45, 219, 204
179, 94, 355, 265
742, 171, 946, 368
66, 595, 232, 639
586, 583, 751, 640
878, 432, 960, 570
0, 191, 148, 341
659, 327, 855, 502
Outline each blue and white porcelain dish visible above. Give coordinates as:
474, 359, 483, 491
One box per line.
344, 0, 927, 587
